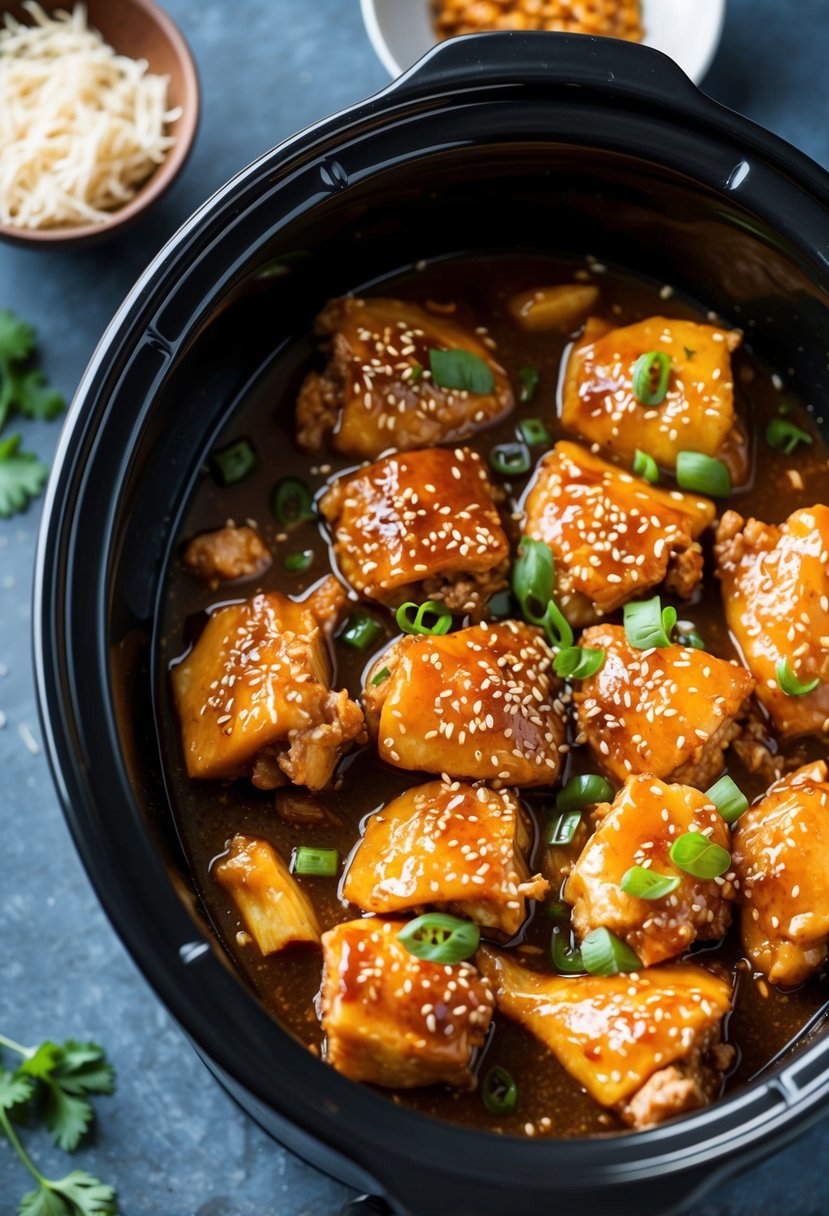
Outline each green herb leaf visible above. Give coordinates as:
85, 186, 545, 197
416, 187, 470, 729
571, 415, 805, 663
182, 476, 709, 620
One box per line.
766, 416, 812, 456
581, 927, 641, 975
0, 435, 49, 518
511, 537, 554, 624
551, 927, 585, 974
0, 309, 35, 363
553, 645, 605, 679
0, 1068, 34, 1113
18, 1186, 70, 1216
623, 595, 677, 649
43, 1085, 93, 1153
705, 775, 749, 825
676, 450, 732, 497
30, 1170, 116, 1216
15, 371, 65, 422
620, 866, 681, 900
18, 1043, 60, 1080
429, 348, 495, 395
397, 913, 480, 964
669, 832, 731, 879
556, 773, 614, 813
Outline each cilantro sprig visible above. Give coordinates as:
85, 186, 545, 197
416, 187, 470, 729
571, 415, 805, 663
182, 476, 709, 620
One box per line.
0, 309, 65, 518
0, 1033, 117, 1216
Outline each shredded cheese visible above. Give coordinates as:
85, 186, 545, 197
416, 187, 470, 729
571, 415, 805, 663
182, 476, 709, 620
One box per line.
0, 2, 182, 230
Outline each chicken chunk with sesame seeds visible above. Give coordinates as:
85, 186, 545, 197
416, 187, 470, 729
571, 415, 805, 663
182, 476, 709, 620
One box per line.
574, 625, 755, 786
171, 590, 365, 788
522, 441, 714, 624
560, 316, 746, 479
320, 917, 494, 1088
478, 948, 733, 1127
715, 506, 829, 739
342, 780, 548, 936
295, 297, 514, 460
565, 775, 735, 965
363, 620, 566, 787
732, 761, 829, 987
182, 525, 272, 585
319, 447, 510, 616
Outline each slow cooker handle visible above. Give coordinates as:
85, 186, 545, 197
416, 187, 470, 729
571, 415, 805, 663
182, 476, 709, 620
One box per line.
385, 31, 704, 108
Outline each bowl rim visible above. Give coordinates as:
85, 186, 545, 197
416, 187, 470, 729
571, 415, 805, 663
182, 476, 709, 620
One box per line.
0, 0, 200, 248
33, 31, 829, 1213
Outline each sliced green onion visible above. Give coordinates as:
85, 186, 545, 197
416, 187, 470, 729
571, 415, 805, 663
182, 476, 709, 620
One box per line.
370, 666, 391, 687
777, 399, 793, 416
766, 417, 812, 456
482, 1066, 518, 1115
706, 775, 749, 825
632, 449, 659, 484
556, 774, 614, 813
397, 912, 480, 964
512, 537, 555, 623
409, 360, 424, 384
272, 475, 315, 524
210, 438, 256, 486
341, 612, 384, 650
284, 550, 313, 572
551, 927, 585, 974
623, 595, 677, 649
489, 442, 531, 477
776, 656, 820, 697
632, 350, 671, 406
546, 809, 583, 847
676, 451, 732, 498
518, 416, 549, 446
553, 646, 605, 679
581, 927, 641, 975
293, 846, 339, 877
675, 626, 706, 650
429, 348, 495, 395
620, 866, 681, 900
669, 832, 731, 879
396, 600, 453, 636
541, 599, 574, 649
519, 366, 540, 405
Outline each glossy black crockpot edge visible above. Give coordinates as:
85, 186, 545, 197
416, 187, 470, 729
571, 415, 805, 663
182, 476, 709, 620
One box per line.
33, 33, 829, 1216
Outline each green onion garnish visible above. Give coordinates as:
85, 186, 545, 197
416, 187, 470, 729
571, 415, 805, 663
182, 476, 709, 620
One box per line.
706, 775, 749, 825
551, 927, 585, 974
553, 645, 605, 679
581, 927, 641, 975
675, 626, 706, 650
272, 475, 315, 524
293, 846, 339, 877
546, 809, 583, 846
429, 348, 495, 395
489, 442, 531, 477
397, 912, 480, 964
766, 417, 812, 455
341, 612, 384, 650
623, 594, 677, 650
395, 599, 453, 636
210, 438, 256, 486
669, 832, 731, 879
632, 448, 659, 484
542, 599, 574, 649
676, 451, 732, 498
481, 1066, 518, 1115
409, 360, 424, 384
556, 773, 614, 812
370, 666, 391, 687
620, 866, 681, 900
632, 350, 671, 406
511, 536, 554, 622
518, 416, 549, 446
284, 550, 313, 572
776, 656, 820, 696
778, 399, 793, 416
519, 366, 540, 405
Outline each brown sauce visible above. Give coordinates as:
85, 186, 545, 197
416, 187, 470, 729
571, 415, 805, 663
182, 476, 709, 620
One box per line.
156, 254, 829, 1137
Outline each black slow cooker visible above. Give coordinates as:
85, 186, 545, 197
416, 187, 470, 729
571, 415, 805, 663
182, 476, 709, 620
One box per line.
34, 33, 829, 1216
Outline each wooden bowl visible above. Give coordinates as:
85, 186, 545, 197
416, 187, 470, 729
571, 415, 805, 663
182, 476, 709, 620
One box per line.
0, 0, 200, 247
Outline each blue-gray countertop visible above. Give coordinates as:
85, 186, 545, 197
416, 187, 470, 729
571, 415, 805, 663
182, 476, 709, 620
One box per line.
2, 2, 829, 1212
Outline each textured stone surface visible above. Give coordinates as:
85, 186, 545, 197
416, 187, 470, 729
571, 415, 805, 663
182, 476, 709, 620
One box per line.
1, 1, 828, 1212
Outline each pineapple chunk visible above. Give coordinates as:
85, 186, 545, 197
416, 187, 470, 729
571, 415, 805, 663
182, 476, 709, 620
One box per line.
507, 284, 599, 332
214, 834, 320, 955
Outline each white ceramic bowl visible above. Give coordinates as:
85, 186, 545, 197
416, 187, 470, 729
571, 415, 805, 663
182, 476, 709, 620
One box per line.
360, 0, 726, 84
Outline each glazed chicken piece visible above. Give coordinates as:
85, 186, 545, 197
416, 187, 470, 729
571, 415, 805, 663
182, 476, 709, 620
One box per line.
296, 297, 514, 460
522, 441, 714, 625
574, 625, 754, 785
479, 949, 733, 1128
715, 506, 829, 739
171, 587, 365, 788
342, 780, 548, 936
214, 834, 320, 954
320, 917, 494, 1088
363, 620, 565, 787
319, 446, 509, 615
732, 761, 829, 987
182, 524, 271, 585
560, 316, 746, 479
565, 775, 735, 965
